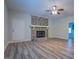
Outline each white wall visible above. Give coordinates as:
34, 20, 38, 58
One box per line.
8, 11, 74, 42
48, 17, 55, 38
4, 3, 9, 50
8, 11, 31, 42
48, 16, 74, 39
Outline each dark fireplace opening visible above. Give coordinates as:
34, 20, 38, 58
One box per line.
36, 31, 45, 38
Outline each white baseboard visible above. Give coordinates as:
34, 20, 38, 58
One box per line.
8, 39, 31, 43
48, 37, 67, 40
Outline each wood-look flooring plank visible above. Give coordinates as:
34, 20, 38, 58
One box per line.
31, 43, 58, 59
38, 42, 73, 59
42, 41, 74, 54
5, 39, 74, 59
29, 42, 46, 59
34, 42, 63, 59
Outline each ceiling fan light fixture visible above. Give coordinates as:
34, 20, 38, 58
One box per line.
54, 11, 57, 14
52, 10, 57, 14
52, 5, 57, 10
45, 5, 64, 15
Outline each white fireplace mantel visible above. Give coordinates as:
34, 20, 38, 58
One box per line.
30, 25, 48, 28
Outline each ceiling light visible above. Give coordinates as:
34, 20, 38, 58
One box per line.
54, 11, 57, 14
52, 6, 56, 10
52, 10, 57, 14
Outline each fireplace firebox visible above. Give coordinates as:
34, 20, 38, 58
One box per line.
36, 31, 45, 38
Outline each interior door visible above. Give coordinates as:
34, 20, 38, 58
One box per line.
12, 19, 25, 41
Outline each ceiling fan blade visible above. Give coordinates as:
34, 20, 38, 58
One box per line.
57, 12, 60, 14
58, 9, 64, 11
45, 10, 51, 12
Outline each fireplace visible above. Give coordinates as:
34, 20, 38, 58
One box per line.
36, 31, 45, 38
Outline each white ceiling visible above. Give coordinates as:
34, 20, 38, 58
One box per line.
6, 0, 74, 18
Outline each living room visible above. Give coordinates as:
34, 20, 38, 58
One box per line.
4, 0, 74, 59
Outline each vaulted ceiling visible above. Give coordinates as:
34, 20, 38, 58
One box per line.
6, 0, 74, 18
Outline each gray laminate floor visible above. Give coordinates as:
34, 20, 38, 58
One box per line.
4, 38, 74, 59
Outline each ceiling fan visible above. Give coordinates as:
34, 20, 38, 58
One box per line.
46, 5, 64, 15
